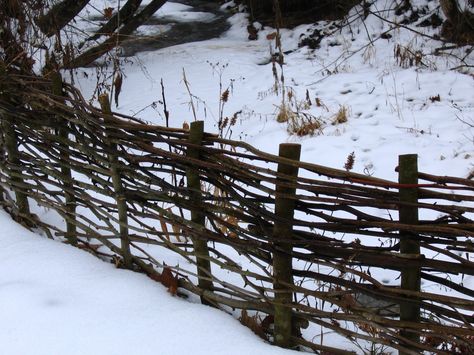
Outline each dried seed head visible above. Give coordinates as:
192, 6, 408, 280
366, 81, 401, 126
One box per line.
230, 112, 238, 126
344, 152, 355, 171
221, 89, 229, 103
222, 117, 229, 129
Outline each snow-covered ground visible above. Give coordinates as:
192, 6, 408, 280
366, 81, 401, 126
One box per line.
3, 0, 474, 354
75, 0, 474, 181
0, 210, 299, 355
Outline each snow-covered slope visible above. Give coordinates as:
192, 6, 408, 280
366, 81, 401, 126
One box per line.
0, 210, 298, 355
76, 0, 474, 181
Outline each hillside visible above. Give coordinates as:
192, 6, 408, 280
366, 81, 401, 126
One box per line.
74, 0, 474, 181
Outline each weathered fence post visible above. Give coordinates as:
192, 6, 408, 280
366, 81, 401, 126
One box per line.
2, 119, 30, 217
51, 72, 77, 245
273, 143, 301, 348
186, 120, 213, 305
398, 154, 421, 353
99, 94, 132, 268
0, 66, 30, 218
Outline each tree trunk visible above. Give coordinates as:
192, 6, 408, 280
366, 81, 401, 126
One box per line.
36, 0, 90, 36
81, 0, 143, 47
65, 0, 167, 68
440, 0, 474, 44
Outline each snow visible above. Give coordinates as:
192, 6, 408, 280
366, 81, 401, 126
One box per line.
0, 210, 298, 355
3, 0, 474, 353
75, 1, 473, 181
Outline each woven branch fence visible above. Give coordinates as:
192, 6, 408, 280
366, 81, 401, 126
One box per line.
1, 71, 473, 354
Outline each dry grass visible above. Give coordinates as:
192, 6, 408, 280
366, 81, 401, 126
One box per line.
394, 43, 423, 68
331, 105, 349, 125
287, 111, 324, 136
276, 103, 294, 123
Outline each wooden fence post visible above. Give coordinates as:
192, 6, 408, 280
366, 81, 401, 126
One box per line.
99, 94, 132, 268
186, 120, 213, 305
0, 67, 30, 218
398, 154, 421, 353
51, 72, 77, 245
273, 143, 301, 348
2, 120, 30, 217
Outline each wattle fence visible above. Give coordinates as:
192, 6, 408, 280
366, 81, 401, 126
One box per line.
1, 71, 473, 354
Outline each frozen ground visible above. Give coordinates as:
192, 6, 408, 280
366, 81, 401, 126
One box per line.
3, 0, 474, 354
75, 0, 474, 181
0, 210, 299, 355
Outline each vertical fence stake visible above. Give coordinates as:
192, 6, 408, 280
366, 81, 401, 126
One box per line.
186, 120, 213, 305
0, 66, 30, 218
398, 154, 421, 353
52, 72, 77, 245
273, 143, 301, 348
2, 117, 30, 217
99, 94, 132, 268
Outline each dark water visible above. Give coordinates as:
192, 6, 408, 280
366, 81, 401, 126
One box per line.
120, 0, 232, 56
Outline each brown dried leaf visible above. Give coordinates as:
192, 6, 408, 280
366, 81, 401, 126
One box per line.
148, 267, 178, 295
225, 216, 239, 238
239, 310, 267, 340
266, 32, 277, 41
358, 322, 379, 337
162, 267, 178, 295
77, 242, 102, 252
104, 7, 114, 19
113, 73, 122, 107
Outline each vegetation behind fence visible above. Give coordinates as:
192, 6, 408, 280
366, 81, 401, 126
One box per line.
1, 71, 474, 354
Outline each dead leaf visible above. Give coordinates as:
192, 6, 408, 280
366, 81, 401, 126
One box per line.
77, 242, 101, 252
161, 267, 178, 295
239, 310, 268, 340
104, 7, 114, 19
148, 267, 178, 295
225, 216, 239, 238
266, 32, 277, 41
113, 73, 122, 107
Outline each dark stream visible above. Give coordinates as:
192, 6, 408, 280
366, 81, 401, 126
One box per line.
120, 0, 232, 57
